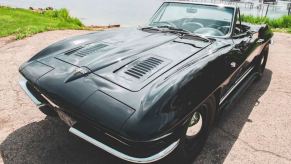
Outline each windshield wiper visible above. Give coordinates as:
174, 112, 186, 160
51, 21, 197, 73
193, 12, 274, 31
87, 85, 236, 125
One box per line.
140, 26, 160, 31
157, 25, 212, 42
141, 25, 213, 42
182, 33, 213, 42
156, 25, 190, 33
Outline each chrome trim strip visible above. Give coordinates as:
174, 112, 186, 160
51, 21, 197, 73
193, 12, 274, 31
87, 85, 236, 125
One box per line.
220, 66, 255, 105
19, 78, 43, 106
148, 132, 173, 142
69, 127, 179, 163
166, 1, 236, 8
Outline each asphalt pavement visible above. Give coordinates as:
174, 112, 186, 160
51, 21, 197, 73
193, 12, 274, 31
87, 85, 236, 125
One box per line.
0, 31, 290, 164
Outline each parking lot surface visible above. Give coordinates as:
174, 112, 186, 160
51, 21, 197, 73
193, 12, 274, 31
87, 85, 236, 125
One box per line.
0, 31, 290, 164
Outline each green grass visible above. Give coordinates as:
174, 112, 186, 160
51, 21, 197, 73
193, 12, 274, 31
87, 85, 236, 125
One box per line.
241, 15, 291, 33
0, 6, 86, 39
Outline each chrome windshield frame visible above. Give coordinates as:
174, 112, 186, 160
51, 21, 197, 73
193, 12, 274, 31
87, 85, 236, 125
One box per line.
148, 1, 238, 39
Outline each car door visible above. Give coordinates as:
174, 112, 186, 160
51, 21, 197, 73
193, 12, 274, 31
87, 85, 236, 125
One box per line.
220, 9, 256, 104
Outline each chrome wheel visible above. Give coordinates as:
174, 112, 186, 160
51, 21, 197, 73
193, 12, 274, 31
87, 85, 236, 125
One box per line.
175, 96, 216, 162
186, 112, 203, 137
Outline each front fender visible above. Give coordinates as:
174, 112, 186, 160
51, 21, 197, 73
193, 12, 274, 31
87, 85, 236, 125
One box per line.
121, 49, 225, 141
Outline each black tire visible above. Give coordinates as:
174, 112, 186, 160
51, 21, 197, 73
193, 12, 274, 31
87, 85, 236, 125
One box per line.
174, 95, 216, 163
255, 45, 269, 81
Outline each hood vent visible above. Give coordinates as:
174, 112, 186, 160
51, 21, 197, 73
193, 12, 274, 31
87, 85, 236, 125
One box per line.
64, 46, 83, 56
64, 43, 108, 57
120, 56, 170, 80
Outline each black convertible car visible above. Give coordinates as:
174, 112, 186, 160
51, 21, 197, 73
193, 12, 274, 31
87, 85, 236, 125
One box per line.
19, 1, 272, 163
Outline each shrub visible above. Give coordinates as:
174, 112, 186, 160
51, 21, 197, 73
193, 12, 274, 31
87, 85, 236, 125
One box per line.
241, 15, 291, 29
0, 6, 85, 39
43, 8, 83, 26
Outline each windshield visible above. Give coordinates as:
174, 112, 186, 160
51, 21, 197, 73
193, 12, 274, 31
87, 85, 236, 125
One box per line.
149, 2, 235, 37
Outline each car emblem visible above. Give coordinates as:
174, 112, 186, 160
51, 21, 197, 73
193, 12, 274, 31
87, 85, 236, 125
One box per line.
75, 67, 90, 75
64, 67, 91, 83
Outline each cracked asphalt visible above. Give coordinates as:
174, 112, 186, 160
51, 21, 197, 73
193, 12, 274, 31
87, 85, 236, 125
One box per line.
0, 31, 290, 164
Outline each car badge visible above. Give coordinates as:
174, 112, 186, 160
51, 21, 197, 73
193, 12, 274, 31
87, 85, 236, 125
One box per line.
75, 67, 90, 75
65, 67, 91, 83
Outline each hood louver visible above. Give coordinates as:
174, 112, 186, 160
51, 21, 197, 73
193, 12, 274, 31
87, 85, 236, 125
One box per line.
119, 56, 170, 81
64, 43, 108, 57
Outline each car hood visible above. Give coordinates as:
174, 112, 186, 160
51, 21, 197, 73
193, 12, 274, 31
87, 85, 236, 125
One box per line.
25, 27, 211, 92
19, 27, 213, 135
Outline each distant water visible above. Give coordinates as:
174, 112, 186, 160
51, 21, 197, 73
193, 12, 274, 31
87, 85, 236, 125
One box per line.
0, 0, 289, 26
0, 0, 164, 26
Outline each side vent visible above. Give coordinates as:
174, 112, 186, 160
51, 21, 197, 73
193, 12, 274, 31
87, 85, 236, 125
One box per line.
120, 56, 170, 80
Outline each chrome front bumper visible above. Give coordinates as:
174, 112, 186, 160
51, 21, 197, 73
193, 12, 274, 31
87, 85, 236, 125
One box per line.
69, 127, 180, 163
19, 78, 44, 106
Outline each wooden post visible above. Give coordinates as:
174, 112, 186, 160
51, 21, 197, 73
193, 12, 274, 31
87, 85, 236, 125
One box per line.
288, 3, 291, 15
265, 4, 270, 17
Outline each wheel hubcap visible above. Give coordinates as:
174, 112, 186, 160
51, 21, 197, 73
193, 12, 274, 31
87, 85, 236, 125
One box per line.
186, 112, 203, 137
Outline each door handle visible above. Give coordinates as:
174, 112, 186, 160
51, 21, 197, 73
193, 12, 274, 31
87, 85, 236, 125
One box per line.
230, 62, 237, 68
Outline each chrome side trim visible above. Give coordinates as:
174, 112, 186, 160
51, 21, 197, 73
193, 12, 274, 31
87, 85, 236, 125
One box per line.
19, 78, 43, 106
148, 132, 173, 142
220, 66, 255, 105
69, 127, 179, 163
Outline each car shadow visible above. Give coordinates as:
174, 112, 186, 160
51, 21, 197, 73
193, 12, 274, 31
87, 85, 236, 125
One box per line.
0, 69, 272, 164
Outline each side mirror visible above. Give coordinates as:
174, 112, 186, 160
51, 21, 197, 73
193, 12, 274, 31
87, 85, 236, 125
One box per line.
259, 24, 272, 38
258, 25, 273, 43
258, 27, 265, 39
